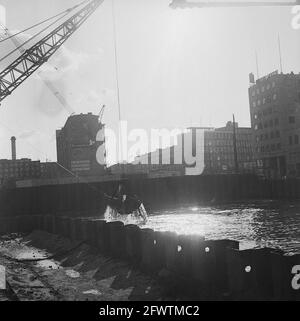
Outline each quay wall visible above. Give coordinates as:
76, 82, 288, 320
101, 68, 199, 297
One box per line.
0, 174, 300, 217
0, 215, 299, 300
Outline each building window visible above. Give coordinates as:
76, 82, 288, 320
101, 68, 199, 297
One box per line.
273, 94, 277, 100
275, 118, 279, 126
263, 98, 266, 104
262, 86, 265, 92
289, 116, 296, 124
257, 100, 261, 106
267, 84, 271, 90
253, 101, 256, 108
272, 81, 276, 88
295, 135, 299, 145
275, 131, 280, 138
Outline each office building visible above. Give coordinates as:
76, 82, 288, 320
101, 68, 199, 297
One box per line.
56, 113, 106, 176
249, 71, 300, 178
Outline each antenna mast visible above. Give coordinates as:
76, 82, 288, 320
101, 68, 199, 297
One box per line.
232, 114, 239, 174
255, 51, 260, 79
278, 35, 283, 73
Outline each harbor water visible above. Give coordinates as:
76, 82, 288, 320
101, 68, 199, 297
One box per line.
142, 200, 300, 255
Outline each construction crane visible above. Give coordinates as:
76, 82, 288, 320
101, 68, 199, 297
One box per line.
0, 0, 104, 103
99, 105, 106, 123
0, 22, 74, 114
170, 0, 300, 9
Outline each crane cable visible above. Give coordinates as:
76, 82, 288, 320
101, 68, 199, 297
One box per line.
0, 0, 90, 45
0, 0, 90, 63
0, 12, 70, 63
111, 0, 123, 163
112, 0, 121, 123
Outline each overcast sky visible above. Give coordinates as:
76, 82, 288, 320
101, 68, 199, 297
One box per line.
0, 0, 299, 164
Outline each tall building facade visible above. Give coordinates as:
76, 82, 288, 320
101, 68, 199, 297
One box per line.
56, 113, 106, 177
203, 122, 256, 174
127, 122, 255, 176
249, 71, 300, 178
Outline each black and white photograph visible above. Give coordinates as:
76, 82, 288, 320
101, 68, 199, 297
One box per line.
0, 0, 300, 307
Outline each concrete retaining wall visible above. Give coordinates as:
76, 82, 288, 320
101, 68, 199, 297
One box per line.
0, 215, 299, 300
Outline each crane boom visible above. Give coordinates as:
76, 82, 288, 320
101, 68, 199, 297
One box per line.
0, 0, 104, 103
0, 22, 74, 114
170, 0, 300, 9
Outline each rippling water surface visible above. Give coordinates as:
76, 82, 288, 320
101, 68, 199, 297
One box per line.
142, 200, 300, 254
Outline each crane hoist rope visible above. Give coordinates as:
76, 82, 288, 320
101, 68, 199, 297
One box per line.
111, 0, 121, 123
0, 0, 90, 45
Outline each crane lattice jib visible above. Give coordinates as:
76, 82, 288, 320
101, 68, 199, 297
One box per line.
0, 22, 74, 114
0, 0, 104, 103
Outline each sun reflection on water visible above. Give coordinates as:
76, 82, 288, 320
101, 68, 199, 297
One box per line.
143, 200, 300, 254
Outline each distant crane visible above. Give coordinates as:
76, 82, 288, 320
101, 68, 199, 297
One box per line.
0, 0, 104, 103
170, 0, 300, 9
98, 104, 106, 123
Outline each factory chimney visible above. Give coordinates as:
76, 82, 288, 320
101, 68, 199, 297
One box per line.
11, 136, 16, 160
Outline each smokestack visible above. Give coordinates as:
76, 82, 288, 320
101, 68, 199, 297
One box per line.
11, 136, 16, 160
